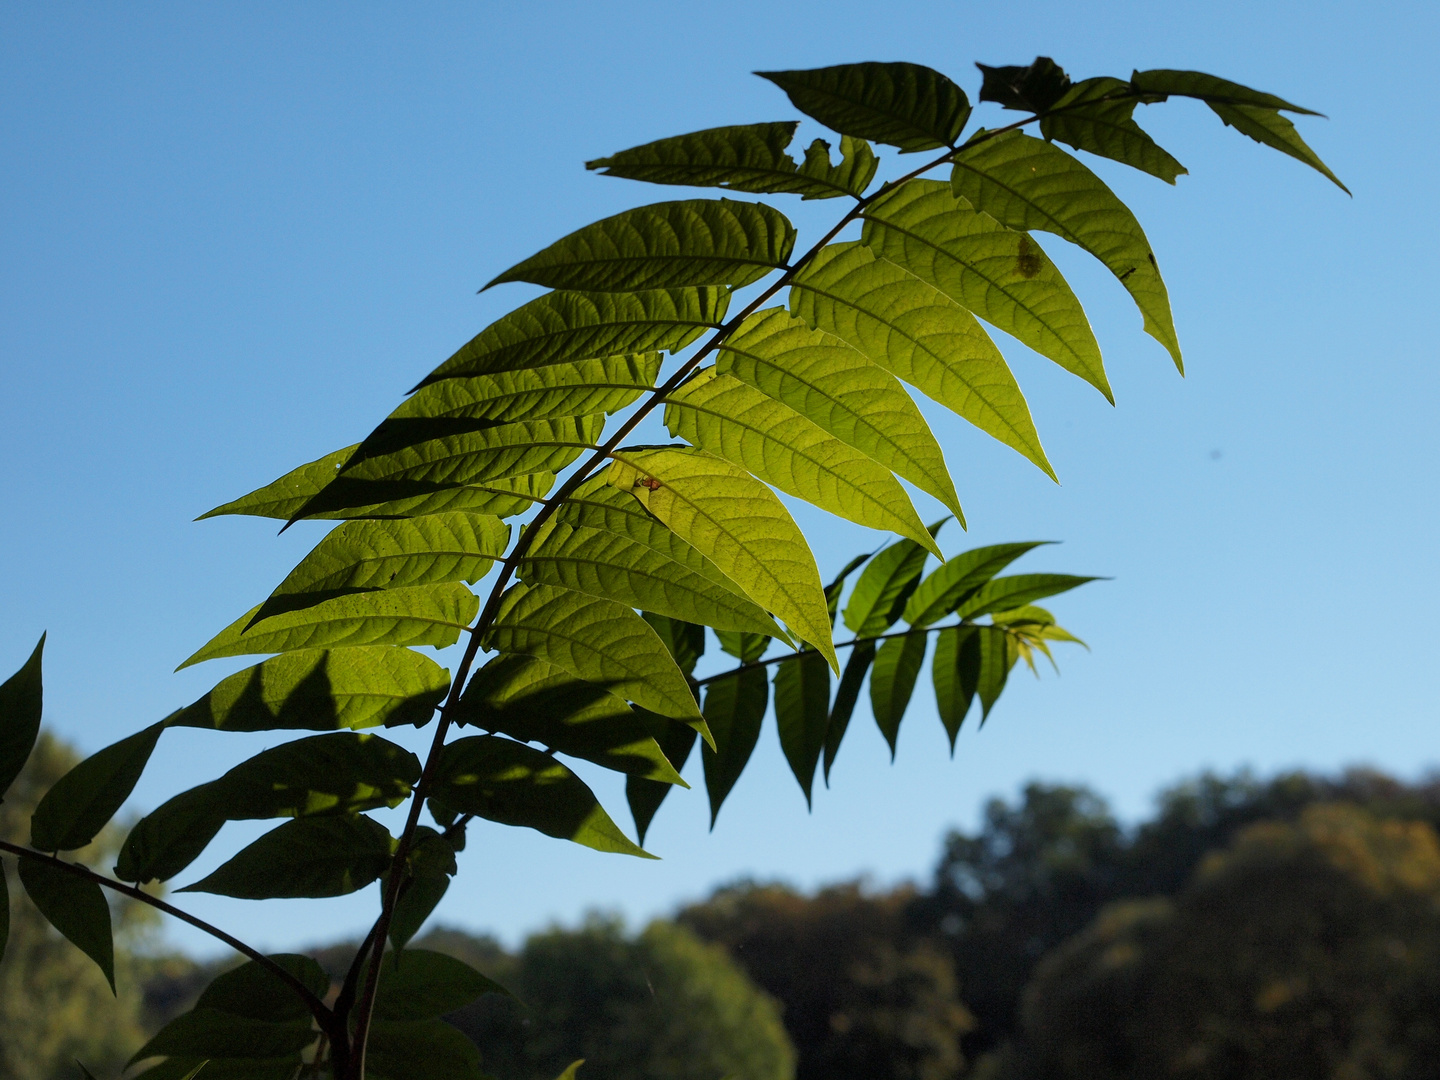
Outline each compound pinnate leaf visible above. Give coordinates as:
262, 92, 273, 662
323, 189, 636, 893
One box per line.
951, 132, 1182, 371
587, 122, 875, 201
179, 584, 479, 669
366, 1020, 488, 1080
952, 572, 1099, 618
1041, 77, 1187, 184
456, 653, 684, 784
790, 242, 1049, 479
18, 858, 114, 990
484, 582, 703, 725
255, 513, 509, 623
521, 516, 784, 637
774, 652, 830, 806
181, 814, 394, 899
757, 62, 970, 153
435, 735, 652, 857
487, 199, 796, 292
904, 541, 1050, 626
862, 179, 1109, 402
31, 722, 164, 852
665, 367, 936, 551
718, 308, 960, 518
869, 631, 928, 756
201, 445, 550, 522
824, 638, 876, 780
294, 415, 603, 520
373, 949, 510, 1021
0, 634, 44, 802
842, 527, 942, 637
167, 647, 450, 733
416, 288, 728, 388
701, 667, 767, 826
608, 448, 836, 670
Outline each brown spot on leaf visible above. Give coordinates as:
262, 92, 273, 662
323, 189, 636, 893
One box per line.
635, 476, 663, 491
1016, 235, 1042, 279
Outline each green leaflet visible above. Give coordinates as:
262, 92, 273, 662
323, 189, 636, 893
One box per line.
842, 526, 941, 637
0, 634, 44, 802
870, 631, 928, 757
372, 354, 660, 442
715, 629, 770, 663
390, 874, 450, 952
167, 647, 450, 732
552, 1064, 585, 1080
31, 722, 164, 852
456, 653, 685, 784
181, 814, 394, 899
373, 949, 510, 1021
128, 1010, 316, 1063
180, 584, 479, 669
626, 719, 697, 847
483, 582, 704, 725
487, 199, 796, 292
643, 612, 706, 676
862, 179, 1109, 401
1041, 77, 1187, 184
977, 57, 1073, 113
293, 414, 604, 520
904, 541, 1050, 626
117, 732, 419, 884
825, 638, 876, 780
718, 308, 960, 517
435, 734, 652, 858
951, 132, 1182, 371
607, 449, 836, 671
952, 573, 1099, 619
757, 62, 971, 153
521, 516, 785, 638
825, 553, 873, 626
790, 242, 1050, 480
416, 287, 728, 388
367, 1020, 488, 1080
586, 122, 877, 200
774, 651, 830, 807
17, 858, 114, 990
932, 625, 976, 748
1208, 102, 1348, 193
701, 667, 767, 827
255, 513, 509, 623
201, 444, 551, 521
664, 367, 937, 552
196, 953, 329, 1021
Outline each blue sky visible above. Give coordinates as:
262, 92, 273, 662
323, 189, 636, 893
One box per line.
2, 1, 1437, 955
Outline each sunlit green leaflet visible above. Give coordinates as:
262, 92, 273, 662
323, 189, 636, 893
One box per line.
1041, 76, 1187, 183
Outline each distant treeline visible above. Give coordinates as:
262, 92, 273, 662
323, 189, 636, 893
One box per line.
6, 734, 1440, 1079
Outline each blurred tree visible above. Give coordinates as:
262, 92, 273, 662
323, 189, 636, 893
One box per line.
986, 803, 1440, 1079
441, 916, 794, 1080
678, 881, 972, 1080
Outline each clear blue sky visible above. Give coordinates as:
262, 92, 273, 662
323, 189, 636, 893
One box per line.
3, 1, 1436, 956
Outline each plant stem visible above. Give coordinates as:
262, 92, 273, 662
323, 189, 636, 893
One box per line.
0, 839, 336, 1035
691, 620, 979, 686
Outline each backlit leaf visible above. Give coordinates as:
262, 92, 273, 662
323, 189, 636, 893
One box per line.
1128, 69, 1321, 114
31, 722, 164, 852
435, 735, 651, 857
1041, 77, 1186, 183
1208, 102, 1348, 193
825, 552, 873, 626
167, 647, 450, 733
18, 858, 114, 990
456, 653, 684, 783
715, 630, 770, 664
904, 541, 1050, 626
487, 199, 796, 291
626, 719, 696, 846
367, 1020, 487, 1080
932, 625, 977, 748
718, 308, 960, 517
642, 612, 706, 677
374, 949, 510, 1021
842, 527, 942, 637
195, 953, 329, 1021
797, 135, 879, 200
951, 132, 1181, 370
701, 667, 767, 826
952, 573, 1099, 618
607, 449, 836, 670
824, 639, 876, 781
862, 179, 1108, 400
416, 288, 728, 388
790, 242, 1049, 479
181, 814, 394, 899
757, 62, 970, 152
774, 652, 830, 806
665, 367, 937, 551
483, 582, 703, 725
179, 584, 479, 669
128, 1009, 316, 1063
869, 631, 928, 756
390, 875, 449, 952
255, 513, 508, 623
0, 634, 44, 802
976, 57, 1072, 113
